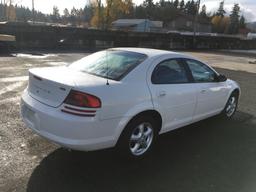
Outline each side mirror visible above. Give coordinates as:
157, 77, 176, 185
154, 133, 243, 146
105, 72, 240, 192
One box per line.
216, 74, 227, 82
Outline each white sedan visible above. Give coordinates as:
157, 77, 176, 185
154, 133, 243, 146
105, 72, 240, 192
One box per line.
21, 48, 240, 158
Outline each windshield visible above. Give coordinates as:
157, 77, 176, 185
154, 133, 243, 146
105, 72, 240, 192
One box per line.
69, 50, 147, 80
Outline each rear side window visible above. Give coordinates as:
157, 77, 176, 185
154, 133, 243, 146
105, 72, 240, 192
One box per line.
152, 59, 189, 84
185, 59, 217, 83
69, 50, 147, 80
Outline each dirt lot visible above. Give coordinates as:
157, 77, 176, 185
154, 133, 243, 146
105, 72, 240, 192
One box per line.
0, 51, 256, 192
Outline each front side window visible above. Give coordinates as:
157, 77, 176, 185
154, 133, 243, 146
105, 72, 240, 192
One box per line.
69, 50, 147, 80
185, 59, 217, 83
152, 59, 189, 84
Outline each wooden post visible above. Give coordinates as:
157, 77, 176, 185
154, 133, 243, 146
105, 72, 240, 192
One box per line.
32, 0, 35, 23
193, 0, 201, 48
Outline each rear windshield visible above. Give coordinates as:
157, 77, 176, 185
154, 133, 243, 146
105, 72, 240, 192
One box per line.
69, 50, 147, 80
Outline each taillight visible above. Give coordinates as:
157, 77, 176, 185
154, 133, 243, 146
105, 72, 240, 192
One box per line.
64, 90, 101, 108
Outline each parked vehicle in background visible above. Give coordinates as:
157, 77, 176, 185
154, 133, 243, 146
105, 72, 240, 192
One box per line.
0, 34, 15, 53
21, 48, 240, 158
247, 33, 256, 40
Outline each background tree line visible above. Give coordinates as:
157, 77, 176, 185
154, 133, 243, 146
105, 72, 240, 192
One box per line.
0, 0, 248, 34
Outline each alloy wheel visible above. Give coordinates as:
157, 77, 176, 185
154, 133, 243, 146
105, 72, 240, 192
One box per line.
129, 122, 154, 156
225, 96, 237, 117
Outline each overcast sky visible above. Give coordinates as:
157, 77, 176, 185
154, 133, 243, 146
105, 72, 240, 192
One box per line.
13, 0, 256, 22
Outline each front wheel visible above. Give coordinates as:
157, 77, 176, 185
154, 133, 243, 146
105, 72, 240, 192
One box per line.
117, 116, 158, 159
221, 93, 238, 118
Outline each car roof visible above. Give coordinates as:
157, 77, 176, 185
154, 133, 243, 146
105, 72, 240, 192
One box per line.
110, 47, 186, 58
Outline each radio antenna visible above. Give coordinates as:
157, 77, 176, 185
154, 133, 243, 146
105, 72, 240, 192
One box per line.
106, 49, 110, 85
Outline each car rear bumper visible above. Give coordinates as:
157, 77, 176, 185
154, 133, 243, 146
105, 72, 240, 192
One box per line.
20, 89, 122, 151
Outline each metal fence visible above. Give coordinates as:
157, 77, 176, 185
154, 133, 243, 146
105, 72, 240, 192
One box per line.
0, 23, 256, 51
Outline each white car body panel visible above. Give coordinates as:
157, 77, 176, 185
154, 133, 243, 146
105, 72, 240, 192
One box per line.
146, 55, 197, 133
192, 82, 229, 121
21, 48, 241, 151
150, 83, 197, 133
21, 89, 128, 151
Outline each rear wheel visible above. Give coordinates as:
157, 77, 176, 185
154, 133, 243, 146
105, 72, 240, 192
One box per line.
117, 116, 158, 159
222, 93, 238, 118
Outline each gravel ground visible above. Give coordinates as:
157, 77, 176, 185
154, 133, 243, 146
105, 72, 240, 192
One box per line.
0, 51, 255, 192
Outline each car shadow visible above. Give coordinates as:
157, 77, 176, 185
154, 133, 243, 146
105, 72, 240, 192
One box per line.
27, 111, 256, 192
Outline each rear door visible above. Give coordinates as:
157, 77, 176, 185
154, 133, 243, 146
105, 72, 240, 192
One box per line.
183, 59, 229, 120
148, 57, 197, 133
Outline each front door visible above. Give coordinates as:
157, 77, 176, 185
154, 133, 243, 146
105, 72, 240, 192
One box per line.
184, 59, 229, 120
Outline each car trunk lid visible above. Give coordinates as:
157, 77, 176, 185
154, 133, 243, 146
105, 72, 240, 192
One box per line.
28, 67, 76, 107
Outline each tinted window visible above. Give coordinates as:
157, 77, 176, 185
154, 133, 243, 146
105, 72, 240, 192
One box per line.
69, 50, 147, 80
152, 59, 189, 84
186, 59, 216, 83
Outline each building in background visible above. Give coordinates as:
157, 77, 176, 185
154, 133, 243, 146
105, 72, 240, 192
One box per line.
247, 32, 256, 40
247, 22, 256, 32
166, 13, 212, 33
112, 19, 163, 33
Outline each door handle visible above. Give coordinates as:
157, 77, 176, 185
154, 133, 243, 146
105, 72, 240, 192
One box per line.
158, 91, 166, 97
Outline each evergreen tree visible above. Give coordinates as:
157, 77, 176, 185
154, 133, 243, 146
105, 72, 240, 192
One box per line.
83, 5, 94, 22
77, 8, 84, 26
200, 4, 207, 18
142, 0, 155, 19
63, 8, 70, 18
70, 7, 78, 25
239, 15, 246, 29
134, 5, 147, 18
159, 0, 165, 7
186, 0, 197, 15
173, 0, 179, 9
63, 8, 70, 24
179, 0, 185, 11
216, 1, 226, 17
143, 0, 154, 8
51, 6, 60, 22
228, 3, 240, 34
184, 1, 191, 14
0, 0, 248, 32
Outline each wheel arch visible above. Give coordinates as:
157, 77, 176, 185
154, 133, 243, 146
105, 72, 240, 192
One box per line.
115, 109, 163, 146
227, 88, 240, 104
232, 88, 240, 97
221, 87, 240, 118
128, 110, 163, 132
225, 80, 241, 105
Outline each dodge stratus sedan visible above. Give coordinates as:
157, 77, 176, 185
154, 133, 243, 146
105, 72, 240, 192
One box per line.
21, 48, 240, 158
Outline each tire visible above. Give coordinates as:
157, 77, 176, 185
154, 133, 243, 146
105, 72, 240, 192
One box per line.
117, 116, 158, 159
221, 92, 238, 119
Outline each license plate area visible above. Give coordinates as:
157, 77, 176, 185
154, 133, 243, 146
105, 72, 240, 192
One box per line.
26, 106, 35, 121
22, 104, 36, 126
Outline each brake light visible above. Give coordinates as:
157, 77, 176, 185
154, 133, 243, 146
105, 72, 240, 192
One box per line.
64, 90, 101, 108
